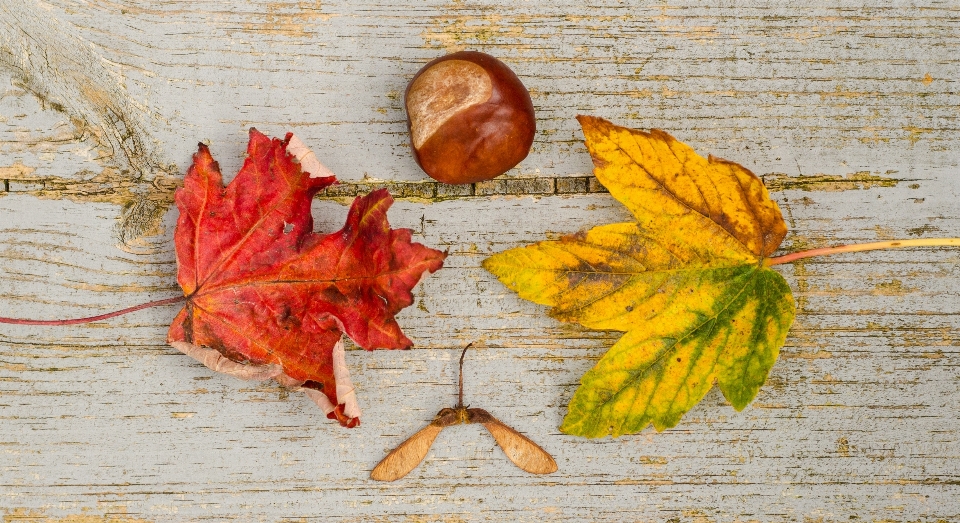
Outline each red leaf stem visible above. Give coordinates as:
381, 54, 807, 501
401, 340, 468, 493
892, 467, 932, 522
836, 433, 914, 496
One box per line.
0, 295, 186, 326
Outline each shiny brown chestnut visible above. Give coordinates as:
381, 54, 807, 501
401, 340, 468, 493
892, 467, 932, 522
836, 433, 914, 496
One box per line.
404, 51, 536, 184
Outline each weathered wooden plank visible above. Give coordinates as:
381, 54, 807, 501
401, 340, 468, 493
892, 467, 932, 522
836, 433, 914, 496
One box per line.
3, 1, 957, 238
2, 0, 959, 521
3, 180, 960, 521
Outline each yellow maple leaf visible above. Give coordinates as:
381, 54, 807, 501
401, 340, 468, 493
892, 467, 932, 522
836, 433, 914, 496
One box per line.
483, 115, 796, 438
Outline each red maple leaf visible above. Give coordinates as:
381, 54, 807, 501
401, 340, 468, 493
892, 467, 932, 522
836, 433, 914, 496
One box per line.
167, 129, 446, 427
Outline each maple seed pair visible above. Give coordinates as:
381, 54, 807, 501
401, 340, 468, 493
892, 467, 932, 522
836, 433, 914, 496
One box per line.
371, 345, 557, 481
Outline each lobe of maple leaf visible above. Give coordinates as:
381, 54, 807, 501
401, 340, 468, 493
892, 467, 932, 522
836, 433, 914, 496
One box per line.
483, 116, 795, 438
168, 129, 446, 427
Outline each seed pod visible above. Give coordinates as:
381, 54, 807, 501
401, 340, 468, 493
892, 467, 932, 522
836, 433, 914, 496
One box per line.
371, 345, 557, 481
405, 51, 536, 184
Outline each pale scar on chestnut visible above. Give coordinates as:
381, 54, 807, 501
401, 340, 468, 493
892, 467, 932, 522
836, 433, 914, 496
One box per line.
406, 59, 493, 150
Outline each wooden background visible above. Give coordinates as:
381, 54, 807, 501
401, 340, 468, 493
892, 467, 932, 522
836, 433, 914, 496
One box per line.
1, 1, 958, 521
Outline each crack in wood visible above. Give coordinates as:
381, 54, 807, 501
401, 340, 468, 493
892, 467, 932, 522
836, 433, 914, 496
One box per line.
315, 176, 608, 201
1, 171, 907, 202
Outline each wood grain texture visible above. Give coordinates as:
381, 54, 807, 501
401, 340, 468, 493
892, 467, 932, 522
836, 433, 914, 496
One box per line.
1, 1, 958, 521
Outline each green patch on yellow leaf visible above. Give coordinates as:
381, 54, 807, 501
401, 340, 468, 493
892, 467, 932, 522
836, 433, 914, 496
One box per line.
483, 115, 796, 438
